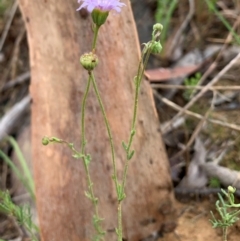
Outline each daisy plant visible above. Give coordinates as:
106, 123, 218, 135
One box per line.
43, 1, 163, 240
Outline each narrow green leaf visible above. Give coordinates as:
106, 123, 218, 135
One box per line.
85, 191, 92, 200
68, 143, 74, 148
130, 129, 136, 136
122, 141, 127, 150
127, 150, 135, 160
5, 136, 35, 200
85, 154, 91, 165
72, 153, 83, 159
0, 150, 29, 196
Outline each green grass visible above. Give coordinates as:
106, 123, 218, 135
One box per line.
209, 177, 221, 188
183, 72, 202, 101
155, 0, 178, 45
205, 0, 240, 45
0, 0, 13, 16
155, 0, 240, 46
0, 190, 39, 241
0, 136, 35, 200
0, 136, 37, 240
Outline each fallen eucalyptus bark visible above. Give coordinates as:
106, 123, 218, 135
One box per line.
201, 162, 240, 189
176, 137, 240, 189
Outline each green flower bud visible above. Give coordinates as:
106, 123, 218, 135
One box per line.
153, 23, 163, 32
150, 41, 162, 54
228, 186, 236, 193
42, 137, 49, 145
91, 9, 109, 27
80, 52, 99, 71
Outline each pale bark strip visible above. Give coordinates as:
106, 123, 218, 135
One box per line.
18, 1, 176, 240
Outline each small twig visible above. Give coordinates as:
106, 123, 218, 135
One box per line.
8, 215, 27, 238
12, 192, 31, 202
164, 52, 240, 131
191, 210, 208, 223
190, 15, 240, 97
2, 25, 26, 84
0, 0, 18, 52
0, 95, 31, 141
151, 84, 240, 90
1, 71, 30, 92
10, 26, 26, 79
160, 116, 185, 134
166, 0, 195, 57
154, 91, 240, 134
0, 220, 9, 230
171, 108, 211, 161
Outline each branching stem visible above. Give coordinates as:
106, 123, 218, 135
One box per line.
80, 74, 105, 240
90, 72, 119, 194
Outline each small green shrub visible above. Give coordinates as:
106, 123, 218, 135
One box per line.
210, 186, 240, 241
183, 72, 202, 100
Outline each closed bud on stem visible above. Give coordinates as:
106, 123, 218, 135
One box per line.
80, 52, 99, 71
149, 41, 162, 54
228, 186, 236, 194
91, 9, 109, 27
153, 23, 163, 32
152, 23, 163, 44
42, 137, 50, 145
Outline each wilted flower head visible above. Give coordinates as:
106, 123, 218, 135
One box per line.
77, 0, 125, 13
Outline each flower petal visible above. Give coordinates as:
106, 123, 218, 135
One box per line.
76, 0, 125, 13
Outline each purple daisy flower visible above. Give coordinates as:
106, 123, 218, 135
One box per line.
77, 0, 125, 13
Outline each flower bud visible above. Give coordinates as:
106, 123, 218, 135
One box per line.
228, 186, 236, 193
150, 41, 162, 54
80, 52, 99, 71
153, 23, 163, 32
91, 9, 109, 27
42, 137, 49, 145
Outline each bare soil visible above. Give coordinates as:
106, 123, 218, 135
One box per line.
161, 200, 240, 241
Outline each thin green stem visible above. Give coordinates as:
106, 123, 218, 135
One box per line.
83, 160, 97, 213
130, 52, 145, 130
117, 47, 151, 241
45, 138, 106, 239
92, 26, 100, 51
162, 0, 178, 43
155, 0, 178, 44
223, 227, 228, 241
117, 202, 122, 241
205, 0, 240, 45
121, 48, 151, 193
90, 72, 119, 191
80, 74, 105, 240
81, 75, 91, 154
130, 48, 151, 141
